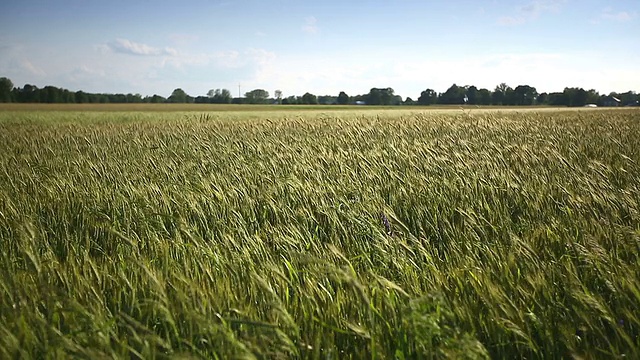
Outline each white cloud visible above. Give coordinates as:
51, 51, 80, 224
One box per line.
0, 44, 47, 80
498, 0, 566, 26
105, 38, 178, 56
246, 48, 276, 66
302, 16, 319, 34
601, 9, 636, 22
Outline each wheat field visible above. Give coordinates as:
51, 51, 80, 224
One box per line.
0, 108, 638, 359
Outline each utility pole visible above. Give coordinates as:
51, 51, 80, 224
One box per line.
238, 84, 241, 98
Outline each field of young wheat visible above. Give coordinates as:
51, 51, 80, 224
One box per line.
0, 108, 638, 359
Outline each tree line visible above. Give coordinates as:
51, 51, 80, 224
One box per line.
1, 76, 638, 107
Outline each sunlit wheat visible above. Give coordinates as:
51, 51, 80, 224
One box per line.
0, 108, 638, 359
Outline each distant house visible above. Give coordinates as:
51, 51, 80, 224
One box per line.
603, 96, 621, 107
354, 101, 366, 105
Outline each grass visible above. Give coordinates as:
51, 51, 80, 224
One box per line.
0, 108, 638, 359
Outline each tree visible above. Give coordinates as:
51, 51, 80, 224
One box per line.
586, 89, 600, 105
245, 89, 269, 104
318, 95, 337, 105
619, 91, 638, 105
0, 77, 14, 102
366, 87, 395, 105
537, 92, 548, 105
351, 94, 366, 104
219, 89, 232, 104
404, 97, 415, 105
194, 96, 210, 103
492, 83, 511, 105
504, 87, 517, 105
562, 87, 587, 107
512, 85, 538, 105
466, 85, 479, 105
418, 89, 438, 105
146, 94, 166, 103
282, 95, 298, 105
126, 93, 143, 103
337, 91, 349, 105
366, 89, 381, 105
21, 84, 40, 102
547, 92, 566, 106
168, 88, 189, 103
40, 86, 62, 103
477, 88, 492, 105
301, 92, 318, 105
439, 84, 466, 104
207, 89, 232, 103
75, 91, 89, 103
274, 90, 283, 104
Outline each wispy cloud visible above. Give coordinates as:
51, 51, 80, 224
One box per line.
159, 48, 275, 73
590, 8, 637, 25
498, 0, 565, 26
246, 48, 276, 66
302, 16, 318, 34
104, 38, 178, 56
601, 9, 636, 22
21, 60, 46, 76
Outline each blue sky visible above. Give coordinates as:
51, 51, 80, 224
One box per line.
1, 0, 638, 99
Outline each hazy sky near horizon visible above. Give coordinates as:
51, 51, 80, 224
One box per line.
1, 0, 638, 99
